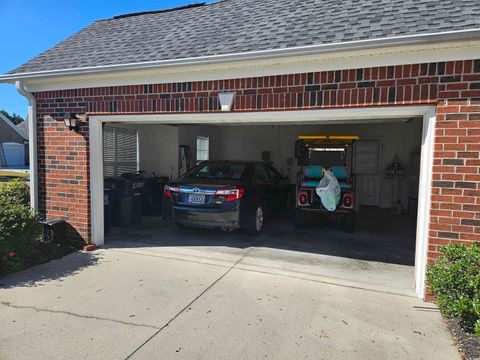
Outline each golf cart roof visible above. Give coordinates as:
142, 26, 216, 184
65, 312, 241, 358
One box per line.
297, 134, 359, 146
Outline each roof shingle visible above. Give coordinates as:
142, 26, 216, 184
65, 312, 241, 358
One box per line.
9, 0, 480, 75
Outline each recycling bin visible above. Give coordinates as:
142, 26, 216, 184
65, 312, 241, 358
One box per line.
104, 188, 117, 234
143, 176, 169, 216
105, 175, 144, 227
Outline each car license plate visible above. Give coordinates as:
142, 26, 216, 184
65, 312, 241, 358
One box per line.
188, 193, 205, 204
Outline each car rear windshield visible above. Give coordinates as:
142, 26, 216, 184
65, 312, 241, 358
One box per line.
183, 162, 248, 180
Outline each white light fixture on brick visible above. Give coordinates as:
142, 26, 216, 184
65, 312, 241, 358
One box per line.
218, 91, 235, 111
64, 112, 80, 132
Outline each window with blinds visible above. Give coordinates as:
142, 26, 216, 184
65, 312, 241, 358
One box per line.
196, 136, 209, 164
103, 126, 138, 177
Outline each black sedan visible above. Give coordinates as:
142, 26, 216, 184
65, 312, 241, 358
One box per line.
163, 160, 290, 235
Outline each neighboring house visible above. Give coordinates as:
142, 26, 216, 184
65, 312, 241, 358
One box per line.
0, 0, 479, 300
0, 112, 28, 167
16, 119, 29, 138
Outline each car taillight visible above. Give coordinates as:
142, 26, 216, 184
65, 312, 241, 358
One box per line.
215, 188, 245, 202
164, 185, 179, 198
342, 192, 354, 208
298, 192, 308, 205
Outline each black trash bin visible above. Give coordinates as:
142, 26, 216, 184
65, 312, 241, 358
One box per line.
143, 176, 169, 216
104, 188, 116, 233
43, 218, 66, 243
105, 174, 144, 228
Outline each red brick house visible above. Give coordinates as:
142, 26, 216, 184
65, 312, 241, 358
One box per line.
1, 0, 479, 299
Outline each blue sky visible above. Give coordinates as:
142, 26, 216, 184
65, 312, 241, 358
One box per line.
0, 0, 201, 119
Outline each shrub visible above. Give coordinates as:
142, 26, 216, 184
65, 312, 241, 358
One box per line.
426, 243, 480, 337
0, 179, 30, 206
0, 180, 42, 274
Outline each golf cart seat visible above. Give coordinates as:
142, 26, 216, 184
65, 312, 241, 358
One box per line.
301, 165, 324, 187
331, 166, 353, 190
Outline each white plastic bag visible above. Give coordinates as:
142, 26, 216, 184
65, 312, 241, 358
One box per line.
315, 170, 341, 211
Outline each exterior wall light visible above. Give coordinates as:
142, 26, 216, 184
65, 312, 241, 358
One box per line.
218, 91, 235, 111
64, 113, 80, 132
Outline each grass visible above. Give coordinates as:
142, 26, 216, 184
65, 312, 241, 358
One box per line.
0, 171, 29, 179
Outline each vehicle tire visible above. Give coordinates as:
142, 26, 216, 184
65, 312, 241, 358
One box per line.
245, 205, 264, 236
343, 213, 356, 233
294, 209, 308, 228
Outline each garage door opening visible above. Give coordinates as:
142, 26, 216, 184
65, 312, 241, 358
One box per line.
89, 107, 435, 298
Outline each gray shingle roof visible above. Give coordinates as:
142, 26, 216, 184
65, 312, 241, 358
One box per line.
9, 0, 480, 75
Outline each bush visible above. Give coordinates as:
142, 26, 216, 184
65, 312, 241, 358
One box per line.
0, 180, 42, 274
426, 243, 480, 337
0, 179, 30, 206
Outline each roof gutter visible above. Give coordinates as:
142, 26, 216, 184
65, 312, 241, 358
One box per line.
15, 81, 38, 211
1, 28, 480, 82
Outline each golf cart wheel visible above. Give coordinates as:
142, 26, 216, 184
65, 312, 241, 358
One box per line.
245, 205, 264, 236
294, 209, 308, 228
343, 213, 356, 233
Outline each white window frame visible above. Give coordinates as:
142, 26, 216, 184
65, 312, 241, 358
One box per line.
196, 136, 209, 164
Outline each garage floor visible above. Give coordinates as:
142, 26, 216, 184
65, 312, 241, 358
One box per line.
106, 207, 417, 296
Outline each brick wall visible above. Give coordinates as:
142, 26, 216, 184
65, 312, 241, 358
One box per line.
34, 60, 480, 261
35, 116, 90, 241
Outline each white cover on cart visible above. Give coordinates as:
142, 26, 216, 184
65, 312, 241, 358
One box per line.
315, 170, 341, 211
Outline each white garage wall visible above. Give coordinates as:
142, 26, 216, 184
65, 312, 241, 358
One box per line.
139, 125, 179, 178
178, 125, 221, 162
216, 125, 279, 163
111, 124, 179, 179
216, 120, 422, 209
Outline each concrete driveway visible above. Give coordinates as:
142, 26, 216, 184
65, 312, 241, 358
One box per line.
0, 238, 459, 359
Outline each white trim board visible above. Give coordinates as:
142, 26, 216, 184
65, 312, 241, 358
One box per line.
15, 39, 480, 92
89, 106, 435, 299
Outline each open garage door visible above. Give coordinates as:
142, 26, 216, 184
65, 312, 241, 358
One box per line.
89, 107, 435, 299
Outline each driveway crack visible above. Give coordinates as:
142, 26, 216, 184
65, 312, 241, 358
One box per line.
124, 247, 254, 360
0, 301, 160, 330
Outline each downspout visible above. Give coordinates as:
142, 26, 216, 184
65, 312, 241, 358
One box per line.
15, 81, 38, 211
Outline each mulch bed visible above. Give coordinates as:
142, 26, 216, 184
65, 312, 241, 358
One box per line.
446, 317, 480, 360
0, 241, 83, 277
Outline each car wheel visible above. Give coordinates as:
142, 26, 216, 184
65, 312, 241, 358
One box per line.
245, 205, 264, 236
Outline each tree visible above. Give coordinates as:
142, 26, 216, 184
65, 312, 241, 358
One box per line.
0, 110, 25, 125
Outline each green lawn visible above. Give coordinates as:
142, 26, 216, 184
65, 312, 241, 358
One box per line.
0, 171, 29, 179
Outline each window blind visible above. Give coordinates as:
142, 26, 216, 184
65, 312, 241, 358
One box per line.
103, 126, 138, 177
196, 136, 209, 163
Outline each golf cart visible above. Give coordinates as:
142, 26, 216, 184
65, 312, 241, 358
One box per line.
294, 134, 359, 232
